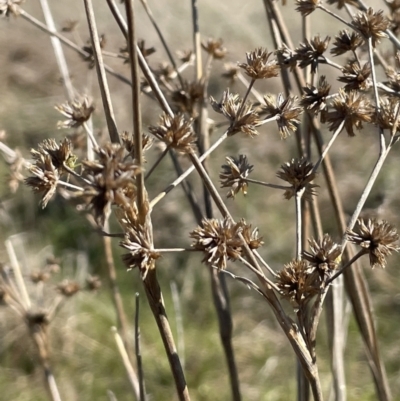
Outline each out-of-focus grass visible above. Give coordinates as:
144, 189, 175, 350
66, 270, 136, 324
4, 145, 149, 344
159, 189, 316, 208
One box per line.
0, 1, 400, 401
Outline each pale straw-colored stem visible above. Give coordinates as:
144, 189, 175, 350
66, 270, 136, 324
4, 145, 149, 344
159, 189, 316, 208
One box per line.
341, 146, 390, 251
58, 181, 84, 191
149, 131, 228, 208
83, 0, 120, 145
39, 0, 74, 100
237, 72, 264, 103
5, 239, 31, 310
312, 120, 345, 174
112, 327, 141, 400
295, 189, 305, 260
253, 250, 279, 277
246, 178, 292, 190
328, 249, 369, 284
125, 0, 146, 218
134, 294, 146, 401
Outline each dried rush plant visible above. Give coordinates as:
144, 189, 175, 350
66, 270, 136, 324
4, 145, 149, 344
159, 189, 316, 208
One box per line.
1, 0, 400, 400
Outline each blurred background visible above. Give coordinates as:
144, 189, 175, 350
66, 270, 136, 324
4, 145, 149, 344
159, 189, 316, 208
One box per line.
0, 1, 400, 400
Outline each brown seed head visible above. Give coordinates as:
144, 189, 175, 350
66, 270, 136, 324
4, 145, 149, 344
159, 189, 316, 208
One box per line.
351, 8, 390, 47
176, 49, 194, 64
57, 280, 80, 297
331, 30, 364, 56
326, 89, 374, 136
276, 259, 319, 307
120, 222, 160, 279
154, 62, 177, 83
385, 64, 400, 91
275, 43, 297, 72
82, 143, 139, 225
301, 75, 331, 114
55, 96, 94, 129
190, 217, 244, 270
30, 270, 51, 284
275, 44, 298, 71
241, 222, 263, 250
261, 94, 303, 138
387, 0, 400, 15
45, 256, 61, 273
171, 80, 204, 117
120, 131, 153, 161
303, 234, 342, 280
25, 154, 59, 208
296, 0, 320, 16
347, 219, 400, 268
295, 35, 330, 73
86, 275, 102, 291
375, 96, 400, 135
210, 90, 260, 137
338, 61, 372, 91
0, 0, 23, 17
149, 113, 197, 154
220, 155, 254, 199
238, 48, 280, 80
387, 0, 400, 34
277, 158, 318, 200
35, 138, 77, 173
201, 38, 227, 59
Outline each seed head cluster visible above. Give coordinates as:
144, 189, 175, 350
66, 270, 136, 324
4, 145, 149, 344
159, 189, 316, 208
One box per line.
303, 234, 342, 279
121, 131, 154, 161
238, 48, 280, 80
149, 113, 197, 153
219, 155, 254, 199
171, 81, 204, 117
351, 8, 390, 47
0, 0, 22, 17
81, 143, 139, 225
55, 96, 95, 129
326, 89, 374, 136
296, 0, 320, 17
120, 221, 161, 279
275, 44, 298, 71
277, 235, 341, 305
25, 139, 76, 208
331, 30, 364, 56
376, 96, 400, 134
261, 94, 303, 138
276, 259, 319, 307
210, 90, 260, 137
295, 35, 331, 73
277, 158, 318, 200
338, 61, 372, 91
301, 75, 331, 114
347, 219, 399, 268
201, 38, 227, 59
190, 218, 263, 270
